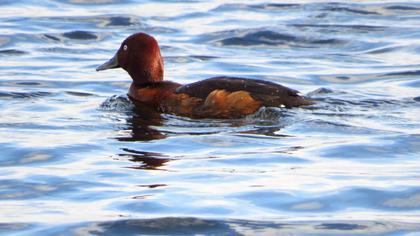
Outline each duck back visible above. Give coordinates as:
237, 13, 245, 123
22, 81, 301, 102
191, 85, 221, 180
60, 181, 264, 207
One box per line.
175, 76, 313, 108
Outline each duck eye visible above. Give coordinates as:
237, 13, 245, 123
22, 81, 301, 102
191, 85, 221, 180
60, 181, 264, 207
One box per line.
123, 45, 128, 51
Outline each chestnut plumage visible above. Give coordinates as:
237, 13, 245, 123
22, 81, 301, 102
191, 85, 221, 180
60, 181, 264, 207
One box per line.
97, 32, 313, 118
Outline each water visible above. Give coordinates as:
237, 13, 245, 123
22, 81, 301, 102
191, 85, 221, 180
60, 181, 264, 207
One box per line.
1, 0, 420, 235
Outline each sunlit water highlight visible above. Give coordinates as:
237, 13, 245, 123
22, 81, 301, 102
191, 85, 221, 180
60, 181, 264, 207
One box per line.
0, 0, 420, 235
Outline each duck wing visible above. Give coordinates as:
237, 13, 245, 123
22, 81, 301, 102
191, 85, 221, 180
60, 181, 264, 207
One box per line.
175, 76, 312, 108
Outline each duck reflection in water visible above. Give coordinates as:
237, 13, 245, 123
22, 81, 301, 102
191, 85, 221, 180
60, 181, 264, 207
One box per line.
119, 148, 171, 170
116, 100, 166, 142
113, 99, 291, 170
116, 101, 171, 170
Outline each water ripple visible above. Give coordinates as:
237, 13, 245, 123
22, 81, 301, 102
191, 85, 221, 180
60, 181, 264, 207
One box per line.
0, 0, 420, 235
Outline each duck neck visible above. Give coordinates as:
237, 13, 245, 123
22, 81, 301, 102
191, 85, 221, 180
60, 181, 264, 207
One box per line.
128, 53, 164, 85
129, 69, 163, 86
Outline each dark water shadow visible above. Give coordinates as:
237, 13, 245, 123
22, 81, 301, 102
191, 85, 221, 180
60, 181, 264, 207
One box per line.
199, 28, 348, 48
27, 217, 420, 235
0, 49, 27, 56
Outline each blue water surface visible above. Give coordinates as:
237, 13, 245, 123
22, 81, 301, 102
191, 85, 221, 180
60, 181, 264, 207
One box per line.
1, 0, 420, 235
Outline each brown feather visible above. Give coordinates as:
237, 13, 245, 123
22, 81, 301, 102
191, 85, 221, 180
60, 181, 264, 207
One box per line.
194, 89, 261, 118
127, 78, 312, 119
176, 76, 313, 108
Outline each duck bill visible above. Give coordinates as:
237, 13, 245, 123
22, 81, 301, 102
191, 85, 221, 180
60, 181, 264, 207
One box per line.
96, 53, 120, 71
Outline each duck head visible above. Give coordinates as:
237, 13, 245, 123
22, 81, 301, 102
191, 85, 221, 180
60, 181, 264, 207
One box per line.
96, 33, 164, 85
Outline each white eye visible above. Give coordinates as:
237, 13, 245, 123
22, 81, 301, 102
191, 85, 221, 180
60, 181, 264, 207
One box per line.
123, 45, 128, 51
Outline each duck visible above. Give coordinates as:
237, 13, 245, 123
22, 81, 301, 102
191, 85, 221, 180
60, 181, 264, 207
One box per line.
96, 32, 313, 119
